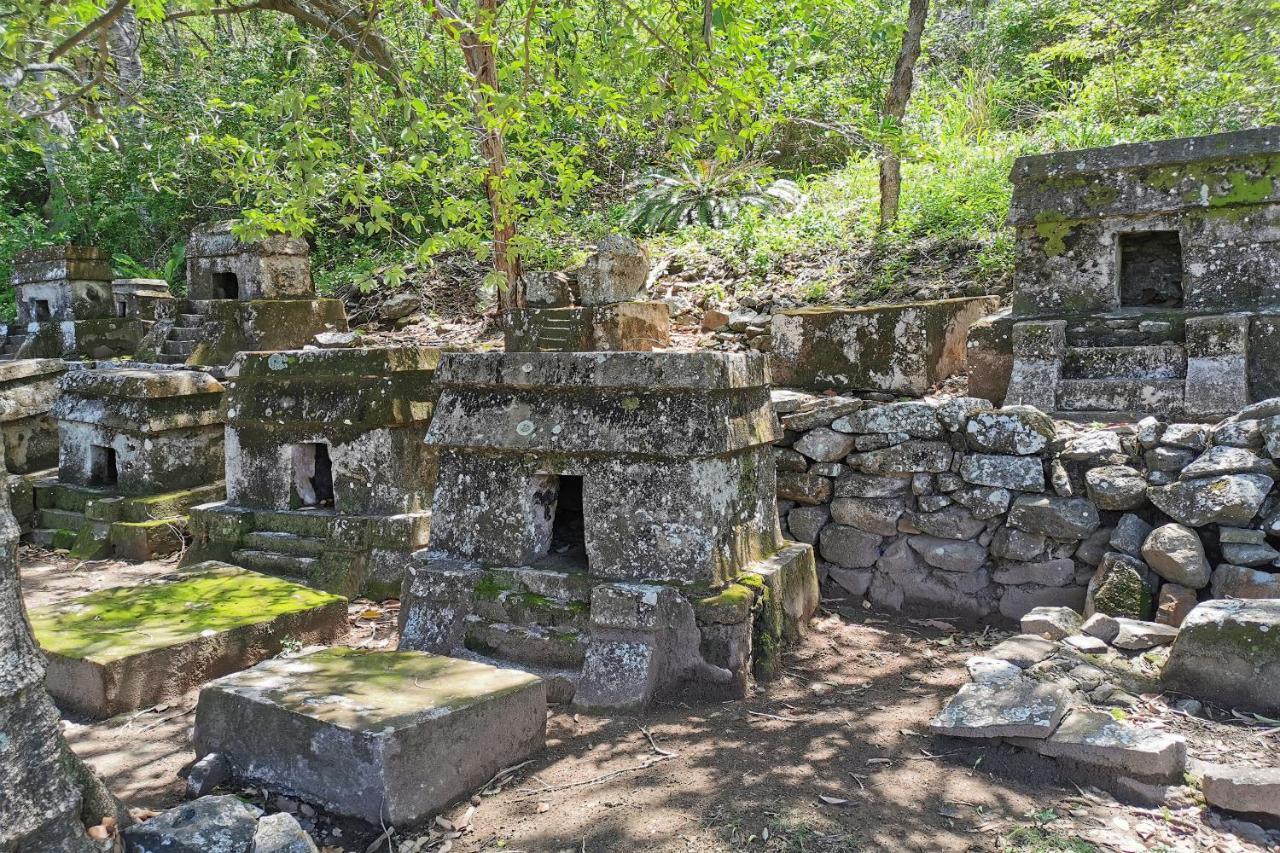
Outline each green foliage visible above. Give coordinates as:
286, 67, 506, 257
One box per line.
624, 161, 803, 233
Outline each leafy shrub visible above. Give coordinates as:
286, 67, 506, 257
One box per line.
624, 161, 803, 234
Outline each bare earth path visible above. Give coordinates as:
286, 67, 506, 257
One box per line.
20, 549, 1274, 852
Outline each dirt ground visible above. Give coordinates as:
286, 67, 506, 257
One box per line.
19, 547, 1278, 853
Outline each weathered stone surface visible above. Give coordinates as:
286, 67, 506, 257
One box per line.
964, 407, 1056, 455
951, 486, 1012, 518
991, 527, 1046, 561
908, 535, 987, 572
829, 497, 904, 536
575, 234, 648, 305
1141, 524, 1211, 589
993, 559, 1074, 587
1213, 419, 1263, 450
819, 524, 882, 568
1109, 513, 1153, 557
1181, 446, 1278, 480
253, 813, 319, 853
187, 752, 231, 798
1161, 423, 1210, 451
780, 396, 863, 431
1156, 583, 1198, 628
1060, 430, 1123, 462
122, 795, 261, 853
1081, 612, 1120, 643
793, 427, 856, 462
1148, 474, 1273, 527
1210, 563, 1280, 599
1086, 552, 1152, 621
833, 472, 911, 498
930, 678, 1069, 738
1008, 495, 1100, 540
848, 441, 952, 475
959, 453, 1044, 492
1024, 710, 1186, 781
1219, 527, 1268, 545
908, 506, 986, 540
838, 402, 942, 438
774, 446, 808, 472
1146, 446, 1197, 472
1111, 618, 1179, 650
1020, 606, 1083, 641
966, 656, 1023, 684
827, 566, 873, 597
1085, 465, 1148, 510
935, 397, 994, 432
988, 634, 1058, 668
1202, 764, 1280, 818
776, 471, 832, 506
1075, 526, 1113, 565
1163, 599, 1280, 713
29, 563, 347, 718
786, 505, 830, 544
1064, 634, 1109, 654
998, 584, 1086, 621
194, 648, 547, 825
1221, 541, 1280, 567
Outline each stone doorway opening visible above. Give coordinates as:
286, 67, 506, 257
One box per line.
211, 271, 240, 300
545, 474, 588, 569
292, 442, 335, 509
116, 300, 128, 317
89, 445, 118, 487
1118, 230, 1184, 308
32, 299, 51, 321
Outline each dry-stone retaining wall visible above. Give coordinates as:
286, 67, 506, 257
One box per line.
774, 391, 1280, 623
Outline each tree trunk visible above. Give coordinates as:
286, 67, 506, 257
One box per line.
107, 5, 144, 111
878, 0, 928, 229
0, 464, 122, 852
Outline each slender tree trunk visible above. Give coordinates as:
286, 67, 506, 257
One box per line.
107, 6, 144, 113
878, 0, 928, 229
0, 460, 123, 852
436, 0, 523, 308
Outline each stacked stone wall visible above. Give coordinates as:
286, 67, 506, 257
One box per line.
773, 392, 1280, 623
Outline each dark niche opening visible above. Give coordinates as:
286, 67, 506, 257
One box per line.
211, 271, 240, 300
1119, 230, 1184, 308
293, 442, 335, 509
116, 300, 128, 317
89, 445, 118, 487
32, 299, 51, 321
538, 474, 588, 570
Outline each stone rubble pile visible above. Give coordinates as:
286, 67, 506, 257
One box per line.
774, 391, 1280, 622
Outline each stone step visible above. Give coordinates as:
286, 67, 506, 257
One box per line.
230, 549, 318, 578
462, 618, 587, 670
451, 647, 579, 704
241, 531, 329, 558
1063, 346, 1186, 380
157, 353, 189, 365
169, 326, 205, 341
248, 510, 339, 540
1057, 378, 1184, 415
162, 339, 196, 356
38, 507, 89, 531
472, 591, 590, 633
178, 313, 205, 325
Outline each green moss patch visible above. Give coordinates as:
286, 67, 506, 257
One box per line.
30, 563, 345, 663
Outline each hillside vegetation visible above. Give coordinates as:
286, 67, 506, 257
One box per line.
0, 0, 1276, 322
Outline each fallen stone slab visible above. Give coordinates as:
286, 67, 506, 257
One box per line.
1163, 600, 1280, 714
1064, 634, 1109, 654
1111, 618, 1179, 650
1080, 613, 1120, 643
1020, 606, 1082, 641
122, 795, 261, 853
988, 634, 1058, 668
930, 678, 1069, 739
1013, 709, 1186, 782
194, 647, 547, 825
29, 563, 347, 718
1202, 764, 1280, 819
966, 656, 1023, 684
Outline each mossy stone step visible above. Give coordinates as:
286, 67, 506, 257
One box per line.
250, 510, 340, 539
34, 482, 110, 514
472, 591, 591, 632
1064, 345, 1187, 380
1058, 378, 1184, 414
230, 549, 318, 578
193, 648, 546, 826
241, 531, 329, 558
29, 562, 347, 718
463, 620, 587, 669
37, 507, 88, 531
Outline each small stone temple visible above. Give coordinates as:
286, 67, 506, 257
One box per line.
23, 367, 226, 559
505, 235, 671, 352
134, 222, 348, 366
0, 358, 65, 475
973, 126, 1280, 418
187, 346, 440, 598
0, 246, 157, 360
398, 351, 819, 707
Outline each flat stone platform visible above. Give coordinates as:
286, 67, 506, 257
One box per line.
194, 648, 547, 825
29, 561, 347, 717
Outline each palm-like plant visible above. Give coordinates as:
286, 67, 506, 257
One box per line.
624, 160, 803, 233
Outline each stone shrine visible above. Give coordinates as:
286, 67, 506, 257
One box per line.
505, 235, 671, 352
187, 346, 440, 598
398, 351, 819, 707
974, 126, 1280, 418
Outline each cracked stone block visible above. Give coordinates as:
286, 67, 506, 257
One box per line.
1163, 599, 1280, 714
930, 677, 1069, 739
29, 563, 347, 718
987, 634, 1058, 668
1015, 709, 1186, 781
194, 648, 547, 826
1202, 764, 1280, 819
121, 795, 261, 853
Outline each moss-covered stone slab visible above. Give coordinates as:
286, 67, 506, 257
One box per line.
30, 562, 347, 718
193, 647, 546, 825
1162, 599, 1280, 714
770, 297, 1000, 394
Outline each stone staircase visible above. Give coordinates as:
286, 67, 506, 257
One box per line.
157, 312, 206, 364
523, 313, 581, 352
1057, 316, 1187, 417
